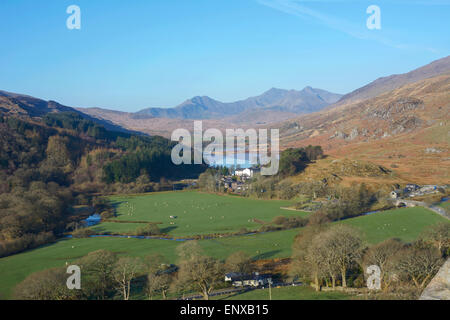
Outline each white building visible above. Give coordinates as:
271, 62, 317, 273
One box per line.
225, 272, 272, 288
234, 167, 260, 178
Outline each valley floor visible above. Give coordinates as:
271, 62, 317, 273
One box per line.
0, 191, 448, 299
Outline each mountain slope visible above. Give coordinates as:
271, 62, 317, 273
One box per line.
277, 73, 450, 184
0, 91, 137, 134
336, 55, 450, 106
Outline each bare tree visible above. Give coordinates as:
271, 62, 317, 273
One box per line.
176, 255, 223, 300
421, 222, 450, 255
13, 267, 78, 300
394, 244, 443, 289
176, 240, 203, 261
112, 257, 144, 300
289, 226, 323, 290
314, 235, 340, 289
323, 225, 363, 288
362, 238, 404, 290
305, 236, 328, 291
225, 251, 253, 276
175, 241, 223, 300
144, 253, 167, 274
76, 249, 117, 299
147, 273, 171, 300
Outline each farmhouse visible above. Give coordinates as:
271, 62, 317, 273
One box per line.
225, 272, 272, 287
390, 190, 403, 199
234, 167, 261, 178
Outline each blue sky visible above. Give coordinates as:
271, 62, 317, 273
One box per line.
0, 0, 448, 112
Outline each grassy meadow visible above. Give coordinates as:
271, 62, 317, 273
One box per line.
339, 206, 448, 244
0, 191, 448, 299
91, 191, 300, 236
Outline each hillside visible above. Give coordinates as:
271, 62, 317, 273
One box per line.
0, 111, 206, 259
335, 55, 450, 105
0, 90, 136, 135
278, 73, 450, 184
284, 158, 404, 193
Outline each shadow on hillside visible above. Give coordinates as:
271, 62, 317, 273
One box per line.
109, 201, 126, 217
159, 226, 178, 234
252, 250, 281, 260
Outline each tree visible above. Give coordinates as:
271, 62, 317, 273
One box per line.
14, 267, 78, 300
44, 135, 72, 170
362, 238, 404, 290
304, 236, 328, 291
225, 251, 253, 276
176, 255, 223, 300
135, 223, 160, 236
144, 253, 172, 300
322, 225, 363, 288
175, 241, 223, 300
76, 250, 117, 299
394, 244, 442, 288
313, 235, 340, 289
421, 222, 450, 256
279, 148, 309, 177
147, 273, 171, 300
144, 253, 167, 274
289, 225, 326, 288
112, 257, 144, 300
198, 169, 218, 192
176, 240, 203, 261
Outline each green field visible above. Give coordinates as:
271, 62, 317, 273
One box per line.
340, 206, 449, 244
91, 191, 299, 236
0, 229, 300, 299
214, 286, 351, 300
0, 192, 448, 299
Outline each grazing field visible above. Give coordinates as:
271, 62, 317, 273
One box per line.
92, 191, 300, 237
0, 229, 300, 299
214, 285, 351, 300
339, 206, 449, 244
0, 200, 447, 299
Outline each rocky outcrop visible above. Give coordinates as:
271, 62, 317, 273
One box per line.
367, 97, 424, 120
329, 159, 392, 177
419, 258, 450, 300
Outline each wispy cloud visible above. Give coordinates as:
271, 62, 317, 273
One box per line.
256, 0, 443, 53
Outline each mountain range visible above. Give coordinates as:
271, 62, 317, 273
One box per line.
0, 55, 448, 183
130, 86, 342, 120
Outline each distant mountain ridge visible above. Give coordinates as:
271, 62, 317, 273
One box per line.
132, 87, 343, 120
